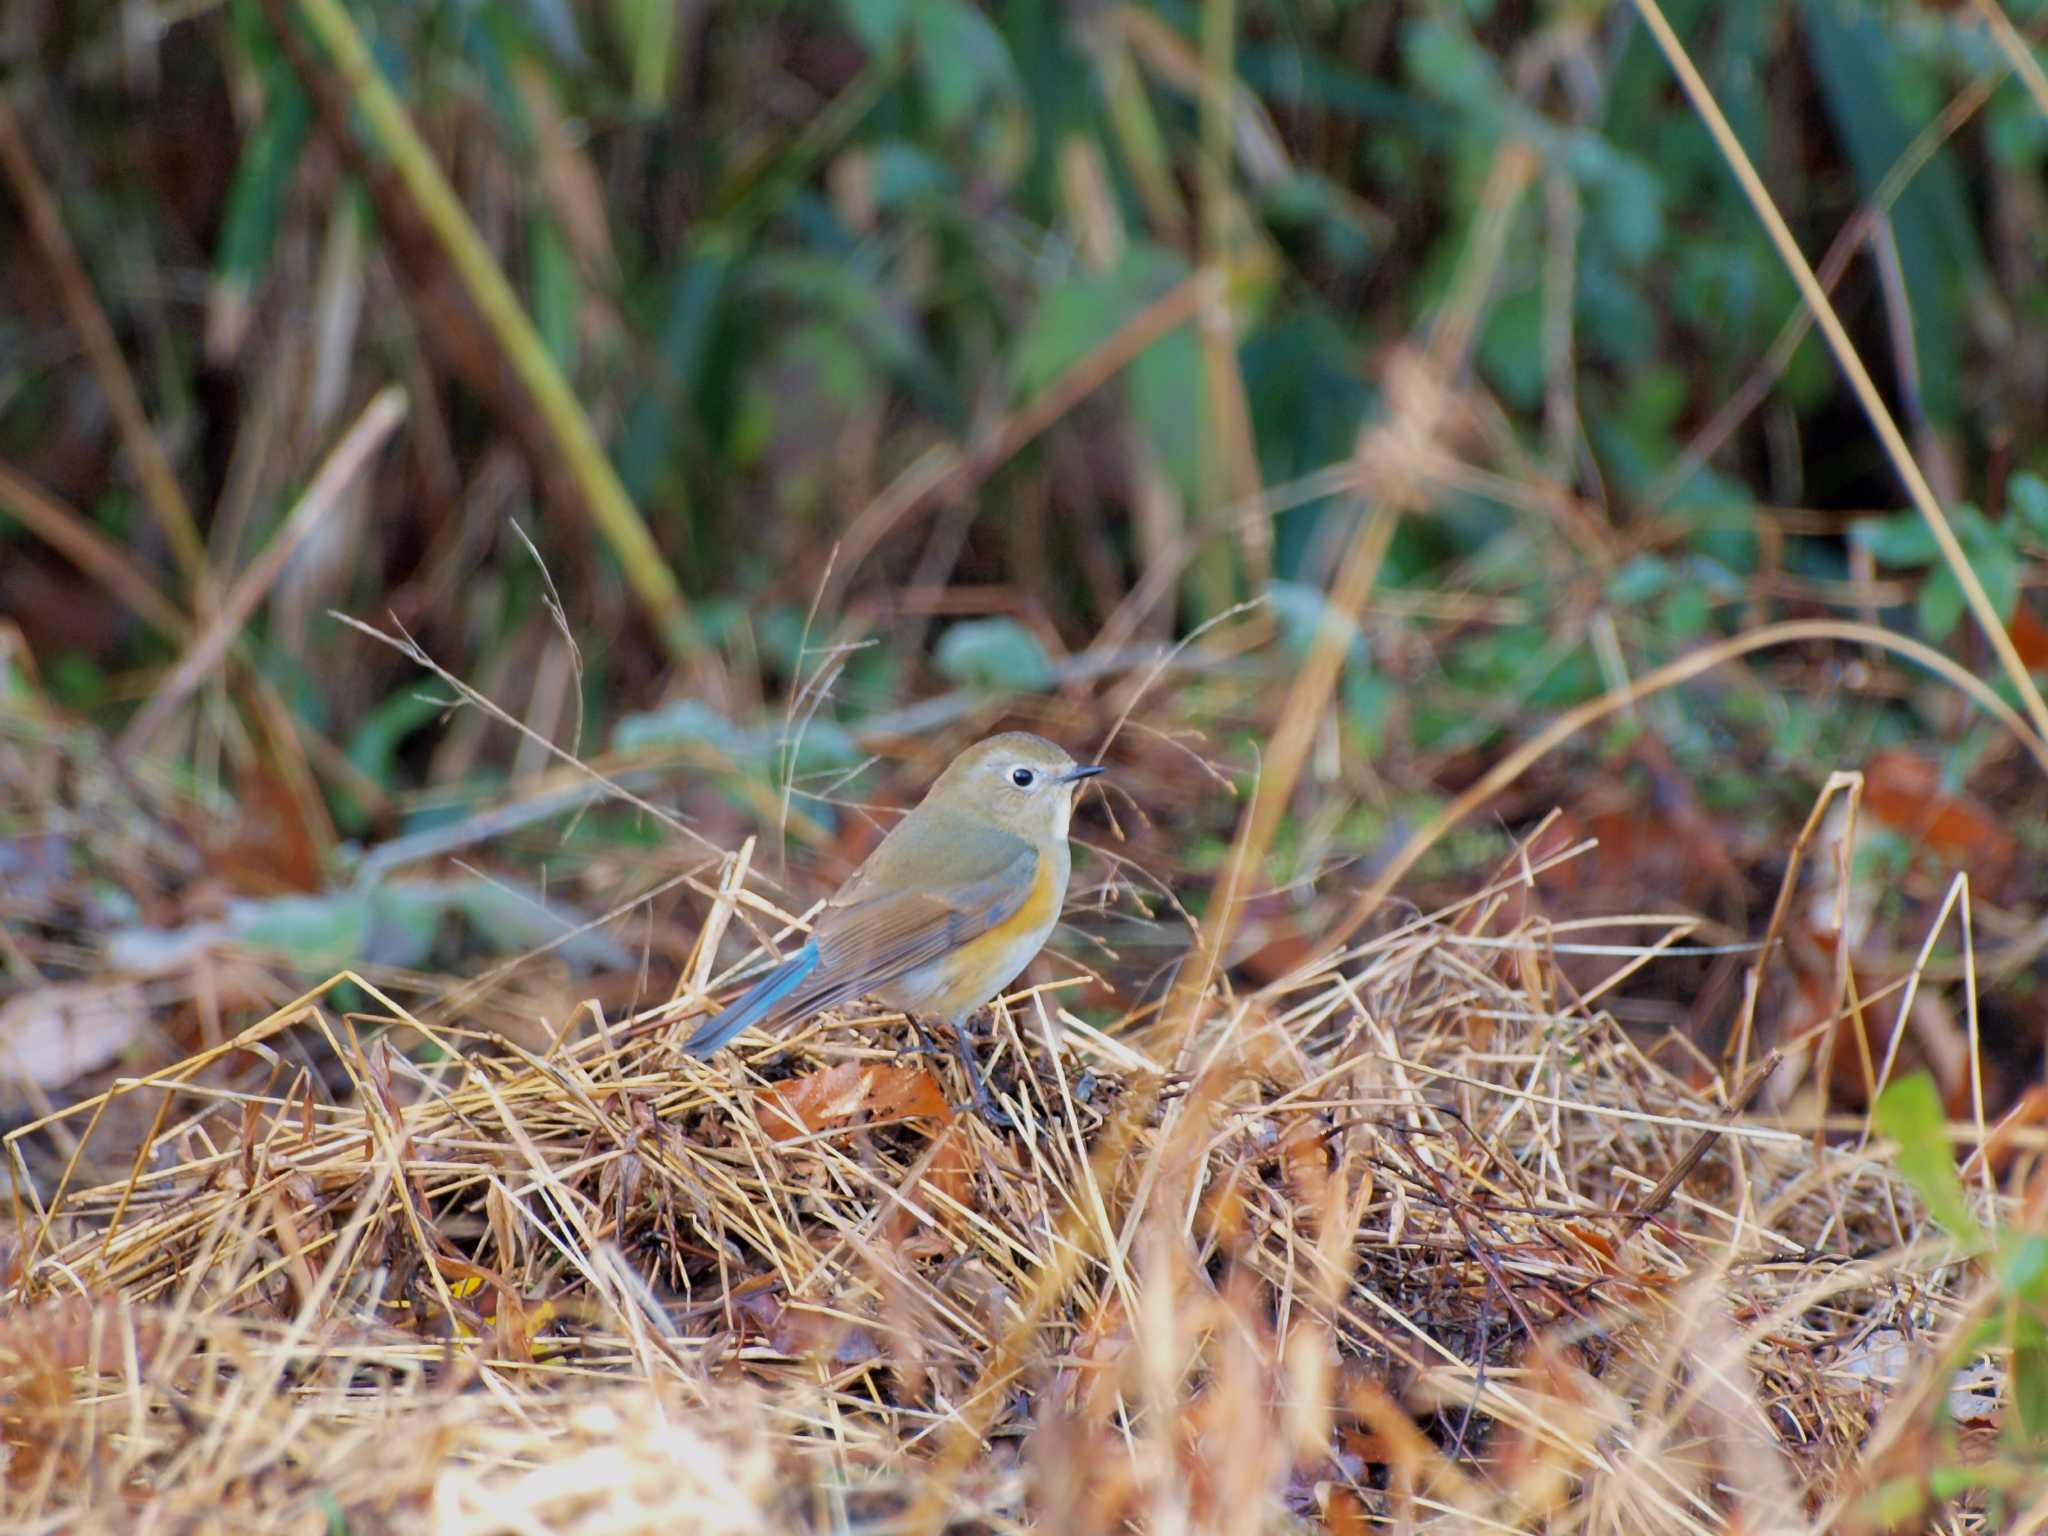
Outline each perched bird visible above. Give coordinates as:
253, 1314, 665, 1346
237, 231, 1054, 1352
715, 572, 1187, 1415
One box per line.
684, 732, 1104, 1123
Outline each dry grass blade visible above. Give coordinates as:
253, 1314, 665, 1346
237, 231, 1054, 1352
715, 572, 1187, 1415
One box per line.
829, 269, 1212, 605
281, 0, 701, 664
116, 386, 409, 758
1969, 0, 2048, 123
0, 92, 211, 598
0, 461, 195, 644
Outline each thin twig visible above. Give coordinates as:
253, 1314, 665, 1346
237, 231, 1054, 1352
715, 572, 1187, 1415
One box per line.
117, 387, 408, 758
285, 0, 702, 663
0, 92, 211, 597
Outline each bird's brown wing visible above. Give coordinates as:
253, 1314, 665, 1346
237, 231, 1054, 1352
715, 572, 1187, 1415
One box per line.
765, 829, 1039, 1025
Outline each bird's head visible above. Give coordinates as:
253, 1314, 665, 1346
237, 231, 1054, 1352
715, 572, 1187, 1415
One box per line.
922, 732, 1105, 842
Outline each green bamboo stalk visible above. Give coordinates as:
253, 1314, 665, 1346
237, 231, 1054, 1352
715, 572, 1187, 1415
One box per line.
289, 0, 702, 662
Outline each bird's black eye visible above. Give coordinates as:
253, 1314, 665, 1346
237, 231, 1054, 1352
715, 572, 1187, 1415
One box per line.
1009, 767, 1035, 788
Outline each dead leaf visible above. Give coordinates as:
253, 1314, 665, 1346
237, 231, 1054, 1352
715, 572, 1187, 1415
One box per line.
0, 981, 146, 1090
1863, 749, 2017, 891
754, 1061, 950, 1141
754, 1061, 868, 1140
863, 1062, 951, 1122
2010, 601, 2048, 671
204, 758, 327, 896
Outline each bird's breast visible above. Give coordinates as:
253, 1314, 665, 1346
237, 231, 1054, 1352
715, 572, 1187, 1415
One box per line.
878, 847, 1067, 1020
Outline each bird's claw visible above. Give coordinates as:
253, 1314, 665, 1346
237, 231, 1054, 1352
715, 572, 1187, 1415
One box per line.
905, 1015, 1015, 1130
948, 1021, 1015, 1131
958, 1086, 1015, 1131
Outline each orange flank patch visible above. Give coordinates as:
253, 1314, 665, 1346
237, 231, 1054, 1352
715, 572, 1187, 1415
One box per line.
915, 851, 1057, 1017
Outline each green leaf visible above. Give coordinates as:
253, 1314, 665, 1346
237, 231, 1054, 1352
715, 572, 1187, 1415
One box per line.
841, 0, 912, 52
1970, 537, 2021, 627
1873, 1072, 1983, 1249
1267, 580, 1369, 663
614, 699, 747, 758
751, 253, 952, 420
1606, 553, 1672, 606
1241, 316, 1375, 575
2014, 1312, 2048, 1448
1989, 85, 2048, 173
1262, 172, 1379, 271
1928, 1459, 2025, 1499
1127, 325, 1206, 501
908, 0, 1017, 129
1561, 132, 1664, 266
1856, 1476, 1925, 1527
618, 243, 735, 502
933, 617, 1054, 692
1801, 0, 1979, 426
1014, 245, 1186, 393
1916, 568, 1965, 644
233, 891, 374, 974
1906, 507, 2024, 641
1343, 671, 1396, 755
214, 74, 312, 290
1658, 581, 1713, 641
1402, 19, 1503, 130
2011, 472, 2048, 544
529, 215, 579, 369
346, 689, 445, 788
511, 0, 585, 63
868, 140, 958, 209
613, 0, 678, 108
1476, 287, 1544, 410
613, 698, 858, 790
437, 879, 633, 970
1240, 43, 1445, 140
1999, 1232, 2048, 1303
1013, 245, 1204, 497
1853, 511, 1940, 568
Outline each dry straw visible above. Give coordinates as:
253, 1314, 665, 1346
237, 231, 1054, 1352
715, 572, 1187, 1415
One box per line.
1, 823, 1977, 1533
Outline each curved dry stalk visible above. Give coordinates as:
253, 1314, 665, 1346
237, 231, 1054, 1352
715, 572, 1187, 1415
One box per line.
1970, 0, 2048, 123
1627, 0, 2048, 757
1329, 617, 2048, 957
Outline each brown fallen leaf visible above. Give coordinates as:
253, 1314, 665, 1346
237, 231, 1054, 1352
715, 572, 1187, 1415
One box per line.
862, 1061, 953, 1122
2009, 600, 2048, 671
0, 980, 147, 1091
1863, 748, 2017, 892
754, 1060, 951, 1141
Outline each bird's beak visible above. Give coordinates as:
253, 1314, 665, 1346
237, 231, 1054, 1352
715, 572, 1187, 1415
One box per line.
1060, 764, 1106, 784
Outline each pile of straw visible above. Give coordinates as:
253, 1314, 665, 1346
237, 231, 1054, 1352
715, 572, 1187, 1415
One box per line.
1, 851, 1979, 1533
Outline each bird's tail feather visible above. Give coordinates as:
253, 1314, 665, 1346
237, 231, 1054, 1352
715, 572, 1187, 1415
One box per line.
683, 940, 820, 1058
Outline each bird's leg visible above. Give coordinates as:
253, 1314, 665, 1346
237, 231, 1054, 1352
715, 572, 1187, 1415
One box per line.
947, 1014, 1014, 1131
899, 1014, 947, 1061
897, 1014, 1010, 1128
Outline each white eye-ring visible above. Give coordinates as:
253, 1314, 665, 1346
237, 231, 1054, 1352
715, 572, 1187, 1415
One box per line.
1009, 767, 1036, 788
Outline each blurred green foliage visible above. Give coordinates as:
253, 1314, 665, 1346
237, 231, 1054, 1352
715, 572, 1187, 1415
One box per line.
4, 0, 2048, 890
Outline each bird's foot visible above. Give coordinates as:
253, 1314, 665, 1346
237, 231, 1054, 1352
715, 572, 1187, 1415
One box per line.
947, 1018, 1014, 1131
895, 1015, 948, 1062
900, 1015, 1014, 1129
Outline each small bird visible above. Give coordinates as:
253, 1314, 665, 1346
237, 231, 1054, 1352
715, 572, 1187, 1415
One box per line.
684, 733, 1104, 1123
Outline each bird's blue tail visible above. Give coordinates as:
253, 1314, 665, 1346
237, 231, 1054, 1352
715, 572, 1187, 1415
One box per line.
683, 940, 820, 1058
